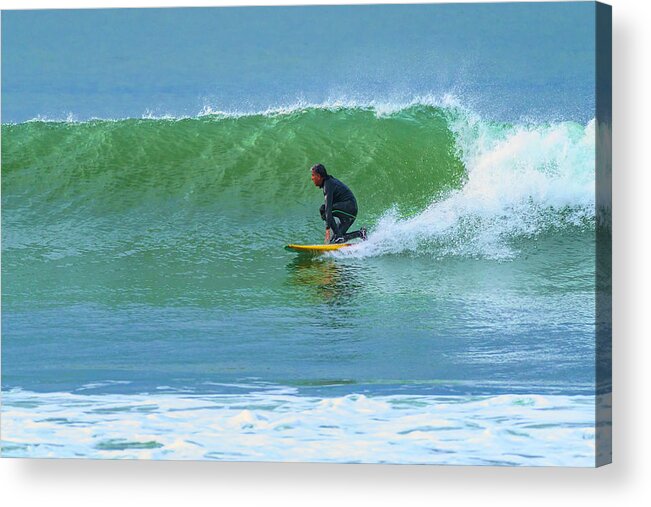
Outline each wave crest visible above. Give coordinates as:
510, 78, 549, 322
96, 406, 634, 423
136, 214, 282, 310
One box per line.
2, 101, 596, 260
337, 114, 595, 259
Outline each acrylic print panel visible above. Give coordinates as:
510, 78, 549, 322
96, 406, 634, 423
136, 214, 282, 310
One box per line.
1, 2, 611, 466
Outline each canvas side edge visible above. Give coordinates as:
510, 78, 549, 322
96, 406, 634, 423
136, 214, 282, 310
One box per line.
595, 0, 612, 468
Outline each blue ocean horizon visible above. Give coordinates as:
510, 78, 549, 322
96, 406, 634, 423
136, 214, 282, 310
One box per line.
2, 3, 595, 123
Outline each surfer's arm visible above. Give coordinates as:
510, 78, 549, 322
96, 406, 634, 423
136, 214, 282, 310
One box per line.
323, 180, 335, 230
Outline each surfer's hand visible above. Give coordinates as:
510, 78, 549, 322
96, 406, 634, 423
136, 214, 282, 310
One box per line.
325, 228, 330, 243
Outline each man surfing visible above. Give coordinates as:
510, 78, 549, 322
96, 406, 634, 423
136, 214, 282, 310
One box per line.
310, 163, 367, 244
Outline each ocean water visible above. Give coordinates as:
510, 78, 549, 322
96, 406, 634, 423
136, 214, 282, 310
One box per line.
1, 3, 608, 465
1, 4, 596, 123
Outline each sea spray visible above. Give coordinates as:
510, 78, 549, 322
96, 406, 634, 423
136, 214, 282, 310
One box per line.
338, 107, 595, 259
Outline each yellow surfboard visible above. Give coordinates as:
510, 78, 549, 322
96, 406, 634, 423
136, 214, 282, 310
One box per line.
285, 243, 352, 254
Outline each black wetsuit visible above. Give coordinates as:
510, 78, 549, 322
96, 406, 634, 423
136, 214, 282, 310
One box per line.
319, 175, 364, 243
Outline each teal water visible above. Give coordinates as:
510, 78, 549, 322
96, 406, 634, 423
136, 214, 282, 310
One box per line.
1, 3, 596, 123
2, 105, 598, 397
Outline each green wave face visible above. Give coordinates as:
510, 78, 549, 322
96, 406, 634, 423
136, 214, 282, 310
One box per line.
2, 105, 597, 309
2, 106, 465, 225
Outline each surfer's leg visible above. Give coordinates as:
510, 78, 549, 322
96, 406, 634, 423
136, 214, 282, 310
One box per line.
332, 216, 359, 243
342, 228, 366, 241
330, 201, 360, 242
331, 211, 367, 242
332, 211, 367, 242
329, 216, 347, 243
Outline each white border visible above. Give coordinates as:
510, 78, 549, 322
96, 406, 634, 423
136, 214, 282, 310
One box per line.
0, 0, 597, 9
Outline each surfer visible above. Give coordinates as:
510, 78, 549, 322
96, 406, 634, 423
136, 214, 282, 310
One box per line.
310, 163, 367, 244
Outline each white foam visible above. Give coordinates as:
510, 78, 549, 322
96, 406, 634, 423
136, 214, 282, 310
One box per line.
15, 93, 462, 124
338, 114, 596, 260
1, 388, 603, 465
219, 93, 461, 119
